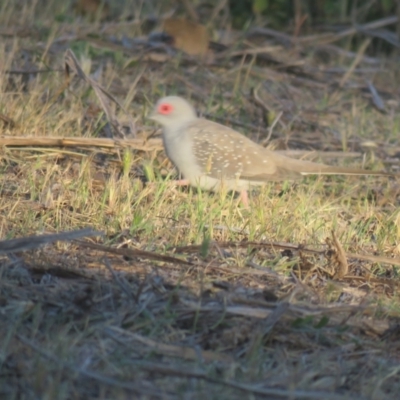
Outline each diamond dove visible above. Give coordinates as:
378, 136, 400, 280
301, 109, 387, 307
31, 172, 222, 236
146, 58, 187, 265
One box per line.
150, 96, 394, 206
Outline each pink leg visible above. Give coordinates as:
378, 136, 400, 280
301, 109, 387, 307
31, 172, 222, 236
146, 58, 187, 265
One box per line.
240, 190, 249, 208
174, 179, 190, 186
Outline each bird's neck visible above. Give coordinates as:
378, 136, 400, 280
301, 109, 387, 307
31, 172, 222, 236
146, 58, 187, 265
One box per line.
162, 119, 195, 139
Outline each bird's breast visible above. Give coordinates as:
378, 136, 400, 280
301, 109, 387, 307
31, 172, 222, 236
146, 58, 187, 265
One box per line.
162, 132, 203, 182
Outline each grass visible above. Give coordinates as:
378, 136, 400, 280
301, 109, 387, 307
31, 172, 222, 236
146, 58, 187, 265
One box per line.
1, 0, 400, 399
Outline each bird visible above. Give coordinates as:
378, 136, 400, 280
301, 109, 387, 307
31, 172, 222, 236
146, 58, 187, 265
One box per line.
149, 96, 395, 206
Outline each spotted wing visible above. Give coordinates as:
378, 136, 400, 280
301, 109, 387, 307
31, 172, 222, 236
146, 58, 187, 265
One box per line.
187, 119, 302, 182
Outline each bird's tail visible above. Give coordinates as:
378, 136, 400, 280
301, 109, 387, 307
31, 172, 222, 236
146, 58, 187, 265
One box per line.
298, 162, 394, 177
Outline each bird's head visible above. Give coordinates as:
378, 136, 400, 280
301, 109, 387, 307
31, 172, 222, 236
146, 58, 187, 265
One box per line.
149, 96, 197, 131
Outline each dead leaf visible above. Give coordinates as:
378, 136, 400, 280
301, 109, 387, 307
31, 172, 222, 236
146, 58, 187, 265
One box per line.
162, 18, 209, 56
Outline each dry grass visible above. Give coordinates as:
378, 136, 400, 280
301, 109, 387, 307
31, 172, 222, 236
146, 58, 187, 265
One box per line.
1, 0, 400, 399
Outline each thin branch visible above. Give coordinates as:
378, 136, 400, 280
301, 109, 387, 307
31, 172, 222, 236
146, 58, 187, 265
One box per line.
0, 228, 102, 254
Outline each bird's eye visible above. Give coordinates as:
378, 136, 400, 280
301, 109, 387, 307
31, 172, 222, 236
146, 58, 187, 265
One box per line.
158, 103, 173, 114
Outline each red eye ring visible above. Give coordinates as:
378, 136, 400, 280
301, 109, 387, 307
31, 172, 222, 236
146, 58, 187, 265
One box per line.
158, 103, 173, 114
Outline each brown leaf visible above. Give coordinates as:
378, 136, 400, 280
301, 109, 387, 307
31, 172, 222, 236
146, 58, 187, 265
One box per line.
162, 18, 209, 56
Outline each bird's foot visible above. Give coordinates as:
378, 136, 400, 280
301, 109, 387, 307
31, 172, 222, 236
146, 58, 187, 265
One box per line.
239, 190, 249, 208
173, 179, 190, 186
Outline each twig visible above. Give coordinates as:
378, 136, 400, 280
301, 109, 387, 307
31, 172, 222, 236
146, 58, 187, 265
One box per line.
347, 252, 400, 267
330, 230, 349, 278
174, 240, 400, 267
207, 376, 366, 400
299, 15, 398, 45
75, 240, 194, 266
339, 38, 372, 87
263, 111, 283, 145
214, 45, 282, 60
248, 17, 398, 55
0, 228, 102, 254
127, 358, 363, 400
0, 136, 163, 151
105, 327, 233, 363
251, 83, 286, 137
4, 68, 63, 74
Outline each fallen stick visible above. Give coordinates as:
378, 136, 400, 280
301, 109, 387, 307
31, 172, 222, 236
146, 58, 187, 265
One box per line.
0, 136, 163, 151
0, 228, 102, 254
